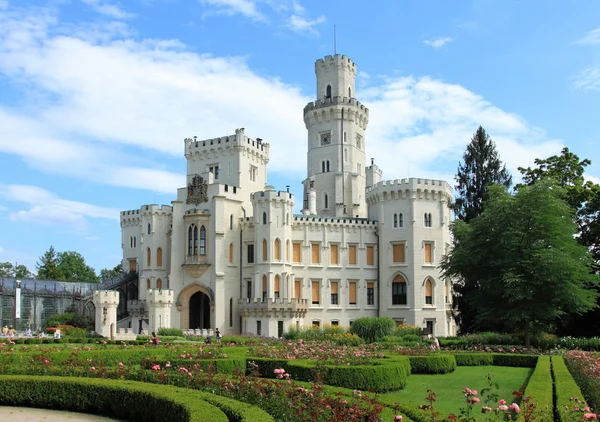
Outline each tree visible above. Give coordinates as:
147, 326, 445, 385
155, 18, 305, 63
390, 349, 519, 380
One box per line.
518, 148, 600, 336
441, 182, 599, 347
36, 246, 64, 280
57, 251, 99, 282
100, 263, 125, 282
453, 126, 513, 222
452, 126, 513, 333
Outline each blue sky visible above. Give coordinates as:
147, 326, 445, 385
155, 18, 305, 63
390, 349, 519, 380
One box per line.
1, 0, 599, 275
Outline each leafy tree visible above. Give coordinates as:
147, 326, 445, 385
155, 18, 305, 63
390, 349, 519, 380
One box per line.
36, 246, 64, 280
518, 148, 600, 336
100, 263, 125, 282
441, 182, 599, 347
453, 126, 513, 222
57, 251, 99, 282
452, 126, 513, 333
0, 262, 35, 279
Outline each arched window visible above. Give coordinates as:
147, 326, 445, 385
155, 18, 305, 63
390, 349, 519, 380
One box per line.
348, 87, 352, 98
262, 238, 268, 261
263, 212, 267, 225
157, 247, 163, 267
286, 240, 290, 261
274, 275, 280, 298
229, 242, 234, 263
399, 213, 404, 228
199, 226, 206, 255
322, 161, 325, 172
326, 160, 330, 172
424, 213, 432, 227
134, 236, 137, 248
146, 279, 151, 290
146, 247, 151, 267
194, 225, 199, 255
230, 214, 234, 230
229, 297, 233, 327
262, 275, 267, 299
274, 238, 281, 260
357, 162, 362, 175
344, 148, 348, 162
394, 214, 398, 228
324, 193, 329, 209
343, 132, 347, 143
188, 226, 193, 255
130, 237, 133, 248
425, 279, 433, 305
392, 275, 407, 305
147, 223, 151, 235
326, 85, 332, 99
157, 279, 162, 290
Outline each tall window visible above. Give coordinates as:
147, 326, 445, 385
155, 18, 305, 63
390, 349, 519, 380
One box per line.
393, 243, 405, 263
229, 243, 234, 263
311, 281, 320, 305
130, 237, 133, 248
199, 226, 206, 255
230, 298, 233, 327
326, 85, 332, 99
286, 240, 290, 261
322, 161, 325, 172
367, 282, 375, 306
274, 275, 280, 299
146, 279, 151, 289
392, 275, 407, 305
263, 212, 267, 224
247, 280, 252, 299
293, 243, 301, 263
157, 279, 162, 290
250, 166, 257, 182
326, 160, 330, 172
348, 87, 352, 98
425, 279, 433, 305
257, 321, 262, 336
324, 193, 329, 209
147, 223, 151, 234
274, 238, 281, 261
134, 236, 136, 247
424, 243, 433, 264
424, 213, 432, 227
366, 245, 375, 266
146, 247, 151, 267
230, 214, 234, 230
357, 162, 362, 175
157, 247, 163, 267
348, 244, 357, 265
330, 281, 339, 305
188, 226, 193, 255
399, 213, 403, 227
394, 214, 398, 228
349, 281, 357, 305
262, 239, 268, 261
295, 279, 302, 299
311, 243, 320, 264
247, 244, 255, 263
262, 275, 267, 299
330, 244, 339, 265
209, 164, 220, 180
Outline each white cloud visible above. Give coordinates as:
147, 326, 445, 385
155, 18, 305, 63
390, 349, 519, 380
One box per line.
80, 0, 133, 19
573, 68, 600, 91
424, 37, 454, 48
575, 27, 600, 46
0, 185, 120, 231
586, 175, 600, 185
286, 14, 326, 36
200, 0, 266, 21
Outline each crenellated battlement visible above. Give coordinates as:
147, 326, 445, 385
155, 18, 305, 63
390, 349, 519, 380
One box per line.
304, 96, 369, 115
365, 178, 453, 204
251, 186, 294, 205
184, 127, 270, 158
93, 290, 120, 305
316, 54, 356, 73
148, 289, 174, 303
140, 205, 173, 216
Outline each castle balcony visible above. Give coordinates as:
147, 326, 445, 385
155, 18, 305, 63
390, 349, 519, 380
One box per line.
237, 297, 308, 319
183, 255, 211, 278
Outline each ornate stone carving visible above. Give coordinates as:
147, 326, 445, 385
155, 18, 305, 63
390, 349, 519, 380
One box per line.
186, 174, 208, 205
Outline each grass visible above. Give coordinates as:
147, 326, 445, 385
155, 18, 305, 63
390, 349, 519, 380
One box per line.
380, 366, 533, 416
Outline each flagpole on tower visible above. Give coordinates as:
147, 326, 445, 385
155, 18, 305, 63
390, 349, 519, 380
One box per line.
334, 24, 336, 55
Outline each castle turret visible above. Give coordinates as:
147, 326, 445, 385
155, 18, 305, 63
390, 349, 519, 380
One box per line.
302, 55, 369, 218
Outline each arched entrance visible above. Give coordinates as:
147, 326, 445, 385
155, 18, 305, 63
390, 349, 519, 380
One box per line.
189, 291, 210, 330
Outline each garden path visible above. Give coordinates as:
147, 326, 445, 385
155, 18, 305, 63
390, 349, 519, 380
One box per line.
0, 406, 122, 421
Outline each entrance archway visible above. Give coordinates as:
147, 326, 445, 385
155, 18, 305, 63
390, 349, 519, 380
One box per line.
189, 291, 210, 330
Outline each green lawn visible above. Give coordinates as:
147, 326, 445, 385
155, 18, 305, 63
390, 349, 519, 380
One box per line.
380, 366, 533, 415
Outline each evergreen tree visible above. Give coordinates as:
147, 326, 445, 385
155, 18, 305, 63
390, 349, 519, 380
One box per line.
100, 263, 125, 282
441, 182, 599, 347
453, 126, 513, 222
452, 126, 513, 333
36, 246, 64, 280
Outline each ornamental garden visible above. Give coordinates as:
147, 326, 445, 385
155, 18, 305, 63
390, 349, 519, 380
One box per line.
0, 319, 598, 422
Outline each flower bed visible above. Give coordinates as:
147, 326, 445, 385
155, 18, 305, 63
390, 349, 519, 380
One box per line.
564, 350, 600, 412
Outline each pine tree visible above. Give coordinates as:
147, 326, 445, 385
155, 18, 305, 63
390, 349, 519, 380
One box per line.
453, 126, 513, 222
36, 246, 64, 281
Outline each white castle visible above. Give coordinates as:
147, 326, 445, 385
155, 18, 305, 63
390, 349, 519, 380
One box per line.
119, 54, 456, 338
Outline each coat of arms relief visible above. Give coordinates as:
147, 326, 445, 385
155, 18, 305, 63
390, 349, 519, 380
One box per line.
186, 174, 208, 205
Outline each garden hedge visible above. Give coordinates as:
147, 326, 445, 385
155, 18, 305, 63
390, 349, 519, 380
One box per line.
0, 375, 229, 422
408, 355, 456, 374
491, 353, 538, 367
522, 356, 553, 422
141, 357, 247, 374
453, 353, 494, 366
552, 356, 590, 422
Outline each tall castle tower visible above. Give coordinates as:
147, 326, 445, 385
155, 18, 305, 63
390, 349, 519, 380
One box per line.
302, 55, 370, 218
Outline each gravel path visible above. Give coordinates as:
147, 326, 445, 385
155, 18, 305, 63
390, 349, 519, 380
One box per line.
0, 406, 122, 421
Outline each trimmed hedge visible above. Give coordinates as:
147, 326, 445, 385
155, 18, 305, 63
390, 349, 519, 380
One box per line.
552, 356, 590, 421
408, 355, 456, 374
522, 356, 553, 422
491, 354, 538, 367
141, 357, 247, 374
0, 375, 228, 422
453, 353, 493, 366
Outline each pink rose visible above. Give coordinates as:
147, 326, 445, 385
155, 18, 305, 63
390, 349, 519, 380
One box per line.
499, 405, 508, 411
510, 403, 520, 413
499, 399, 506, 405
394, 416, 403, 422
472, 397, 480, 403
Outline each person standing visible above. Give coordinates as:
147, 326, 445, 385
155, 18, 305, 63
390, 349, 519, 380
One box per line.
215, 328, 222, 345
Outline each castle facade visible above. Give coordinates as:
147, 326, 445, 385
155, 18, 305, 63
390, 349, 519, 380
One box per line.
120, 54, 455, 337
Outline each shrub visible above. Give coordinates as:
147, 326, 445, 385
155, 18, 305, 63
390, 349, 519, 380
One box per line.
349, 317, 396, 343
564, 350, 600, 411
552, 356, 590, 421
491, 354, 538, 368
453, 353, 493, 366
409, 355, 456, 374
157, 328, 184, 337
460, 332, 517, 345
395, 324, 421, 337
522, 355, 553, 422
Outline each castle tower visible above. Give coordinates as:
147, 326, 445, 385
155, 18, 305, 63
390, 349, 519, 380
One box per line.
302, 54, 370, 218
